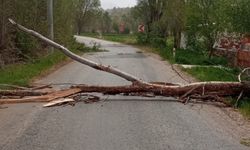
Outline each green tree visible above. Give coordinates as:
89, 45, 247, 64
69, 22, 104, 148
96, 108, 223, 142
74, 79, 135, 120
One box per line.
162, 0, 186, 48
228, 0, 250, 33
74, 0, 100, 35
186, 0, 227, 57
112, 22, 119, 33
101, 12, 112, 33
0, 0, 80, 66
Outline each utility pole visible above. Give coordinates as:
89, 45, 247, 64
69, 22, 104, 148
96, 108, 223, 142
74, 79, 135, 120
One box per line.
47, 0, 54, 53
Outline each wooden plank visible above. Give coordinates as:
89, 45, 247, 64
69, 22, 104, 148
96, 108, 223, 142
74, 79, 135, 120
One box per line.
43, 98, 75, 107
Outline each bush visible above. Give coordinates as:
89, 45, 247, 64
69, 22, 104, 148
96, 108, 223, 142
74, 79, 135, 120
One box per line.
207, 57, 228, 66
156, 46, 174, 63
136, 33, 148, 44
183, 67, 239, 82
136, 32, 167, 49
174, 49, 228, 66
123, 27, 130, 34
149, 37, 166, 48
16, 32, 38, 56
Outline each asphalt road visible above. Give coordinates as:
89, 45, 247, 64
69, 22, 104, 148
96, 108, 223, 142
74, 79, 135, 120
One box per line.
0, 36, 248, 150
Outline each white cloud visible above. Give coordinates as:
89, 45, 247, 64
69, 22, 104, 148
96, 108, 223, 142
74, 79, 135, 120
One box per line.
101, 0, 137, 9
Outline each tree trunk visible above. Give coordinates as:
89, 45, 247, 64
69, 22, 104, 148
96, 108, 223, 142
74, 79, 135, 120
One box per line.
0, 0, 5, 47
77, 20, 82, 35
174, 29, 181, 49
208, 38, 215, 59
73, 82, 250, 97
1, 82, 249, 104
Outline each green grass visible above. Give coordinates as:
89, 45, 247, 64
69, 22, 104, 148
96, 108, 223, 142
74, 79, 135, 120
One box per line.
155, 47, 228, 66
144, 47, 228, 70
82, 33, 137, 45
176, 50, 228, 66
0, 42, 98, 86
103, 34, 137, 44
225, 97, 250, 119
182, 67, 239, 82
239, 99, 250, 119
0, 52, 66, 86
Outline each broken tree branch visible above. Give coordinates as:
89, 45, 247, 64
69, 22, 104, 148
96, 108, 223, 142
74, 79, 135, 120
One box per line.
1, 81, 249, 105
238, 67, 250, 82
235, 91, 244, 108
8, 19, 145, 84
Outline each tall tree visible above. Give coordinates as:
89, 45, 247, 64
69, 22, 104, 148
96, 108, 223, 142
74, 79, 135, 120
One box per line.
162, 0, 186, 48
74, 0, 100, 35
135, 0, 165, 33
186, 0, 227, 56
101, 11, 112, 33
228, 0, 250, 33
0, 0, 79, 65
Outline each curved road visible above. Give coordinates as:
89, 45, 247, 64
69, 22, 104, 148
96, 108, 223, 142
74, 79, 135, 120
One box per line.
0, 36, 248, 150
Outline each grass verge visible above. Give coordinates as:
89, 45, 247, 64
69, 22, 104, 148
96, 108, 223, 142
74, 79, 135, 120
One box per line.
82, 33, 137, 45
0, 42, 99, 86
182, 67, 239, 82
241, 138, 250, 147
0, 52, 66, 86
239, 99, 250, 119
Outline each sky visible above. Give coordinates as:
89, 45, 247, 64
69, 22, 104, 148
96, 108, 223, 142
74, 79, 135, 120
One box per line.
101, 0, 137, 9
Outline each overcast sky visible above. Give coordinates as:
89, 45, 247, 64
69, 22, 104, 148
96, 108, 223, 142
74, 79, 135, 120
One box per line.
101, 0, 137, 9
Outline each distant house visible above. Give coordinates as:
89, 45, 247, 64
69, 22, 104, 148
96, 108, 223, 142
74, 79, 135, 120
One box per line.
214, 34, 250, 68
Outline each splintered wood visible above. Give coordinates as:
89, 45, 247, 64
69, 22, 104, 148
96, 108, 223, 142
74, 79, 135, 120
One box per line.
0, 88, 82, 105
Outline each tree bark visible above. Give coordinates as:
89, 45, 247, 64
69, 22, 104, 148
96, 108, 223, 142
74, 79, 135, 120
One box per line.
208, 36, 215, 59
77, 20, 82, 35
174, 29, 181, 49
0, 0, 5, 47
1, 82, 249, 104
73, 82, 249, 97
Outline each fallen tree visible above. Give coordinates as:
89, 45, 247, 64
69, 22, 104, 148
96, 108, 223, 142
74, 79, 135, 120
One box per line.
0, 19, 249, 107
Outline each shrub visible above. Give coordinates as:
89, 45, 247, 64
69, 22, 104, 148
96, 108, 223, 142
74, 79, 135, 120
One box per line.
174, 48, 228, 66
136, 33, 148, 44
16, 32, 38, 56
149, 37, 166, 48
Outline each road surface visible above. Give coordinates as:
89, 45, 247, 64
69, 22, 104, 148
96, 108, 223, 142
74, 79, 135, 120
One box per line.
0, 36, 249, 150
